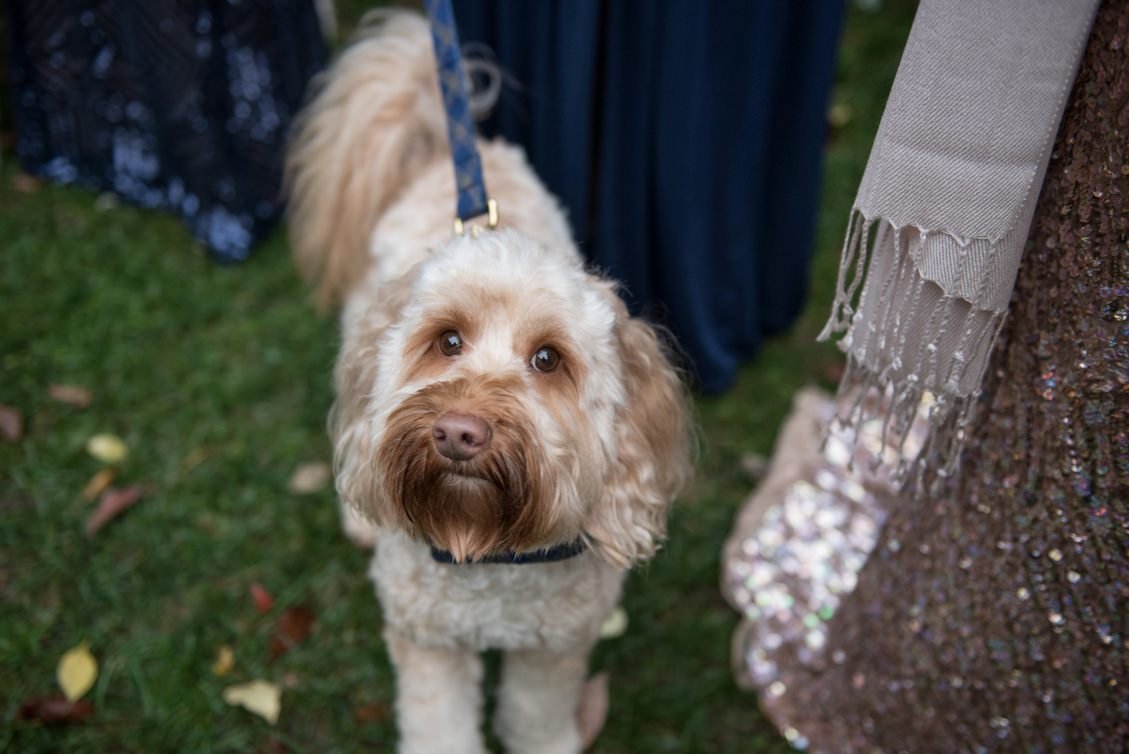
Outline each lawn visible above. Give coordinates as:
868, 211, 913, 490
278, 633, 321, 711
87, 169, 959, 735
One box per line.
0, 3, 915, 752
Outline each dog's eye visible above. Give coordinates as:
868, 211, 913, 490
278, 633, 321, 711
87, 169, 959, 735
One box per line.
530, 346, 561, 373
438, 330, 463, 356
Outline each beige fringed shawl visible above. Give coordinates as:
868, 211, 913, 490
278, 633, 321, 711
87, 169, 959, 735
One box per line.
820, 0, 1100, 473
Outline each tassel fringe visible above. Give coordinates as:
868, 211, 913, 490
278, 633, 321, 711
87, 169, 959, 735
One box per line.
819, 209, 1009, 484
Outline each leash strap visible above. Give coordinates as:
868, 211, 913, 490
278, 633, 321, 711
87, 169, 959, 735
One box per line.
423, 0, 496, 231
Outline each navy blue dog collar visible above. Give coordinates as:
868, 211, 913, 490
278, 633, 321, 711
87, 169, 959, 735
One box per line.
430, 538, 588, 565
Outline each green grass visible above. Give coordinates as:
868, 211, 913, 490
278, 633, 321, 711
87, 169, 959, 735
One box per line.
0, 4, 914, 752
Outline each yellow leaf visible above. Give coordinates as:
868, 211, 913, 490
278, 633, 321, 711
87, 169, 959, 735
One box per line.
86, 434, 129, 464
599, 607, 628, 639
212, 645, 235, 676
57, 642, 98, 701
81, 468, 117, 501
223, 680, 281, 725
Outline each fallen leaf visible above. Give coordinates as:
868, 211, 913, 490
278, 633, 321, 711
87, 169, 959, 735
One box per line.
599, 607, 628, 639
57, 643, 98, 701
250, 583, 274, 614
739, 453, 769, 481
223, 680, 281, 724
828, 102, 854, 129
0, 404, 23, 442
48, 384, 93, 408
353, 700, 390, 724
13, 172, 41, 193
16, 696, 94, 725
86, 433, 128, 464
576, 672, 610, 750
212, 645, 235, 676
84, 485, 146, 537
254, 738, 287, 754
179, 446, 212, 476
94, 192, 120, 211
287, 462, 331, 495
822, 359, 846, 386
270, 605, 315, 660
80, 468, 117, 502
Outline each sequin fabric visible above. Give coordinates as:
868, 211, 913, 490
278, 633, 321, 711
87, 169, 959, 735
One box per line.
722, 387, 931, 720
8, 1, 327, 262
725, 3, 1128, 751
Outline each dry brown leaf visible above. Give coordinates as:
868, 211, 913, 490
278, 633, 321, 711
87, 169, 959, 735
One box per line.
287, 462, 331, 495
270, 605, 315, 660
84, 485, 146, 537
13, 172, 41, 193
822, 359, 846, 386
0, 404, 24, 442
250, 583, 274, 614
254, 737, 287, 754
80, 468, 117, 502
353, 700, 390, 724
16, 696, 94, 725
48, 384, 93, 408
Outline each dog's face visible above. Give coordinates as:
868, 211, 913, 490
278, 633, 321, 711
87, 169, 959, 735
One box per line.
333, 231, 691, 566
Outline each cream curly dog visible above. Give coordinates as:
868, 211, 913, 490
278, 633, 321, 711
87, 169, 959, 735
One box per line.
286, 12, 692, 754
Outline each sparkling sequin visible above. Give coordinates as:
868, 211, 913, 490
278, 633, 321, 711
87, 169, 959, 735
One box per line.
724, 387, 927, 696
723, 10, 1128, 750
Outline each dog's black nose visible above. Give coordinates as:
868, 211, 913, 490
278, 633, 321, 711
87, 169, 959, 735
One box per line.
432, 412, 492, 461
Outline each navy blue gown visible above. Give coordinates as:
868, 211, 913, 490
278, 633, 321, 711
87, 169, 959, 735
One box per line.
454, 1, 844, 392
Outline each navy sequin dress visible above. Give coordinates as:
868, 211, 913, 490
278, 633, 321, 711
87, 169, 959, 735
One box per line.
8, 1, 327, 262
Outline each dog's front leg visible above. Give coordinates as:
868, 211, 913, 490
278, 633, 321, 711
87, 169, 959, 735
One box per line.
384, 629, 486, 754
495, 644, 593, 754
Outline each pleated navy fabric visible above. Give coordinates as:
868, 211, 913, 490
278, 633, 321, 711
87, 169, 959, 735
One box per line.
454, 1, 844, 392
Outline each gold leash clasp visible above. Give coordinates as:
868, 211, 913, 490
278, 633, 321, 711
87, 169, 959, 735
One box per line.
453, 198, 499, 237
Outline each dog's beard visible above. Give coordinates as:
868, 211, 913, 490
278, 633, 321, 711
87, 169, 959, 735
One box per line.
378, 379, 553, 562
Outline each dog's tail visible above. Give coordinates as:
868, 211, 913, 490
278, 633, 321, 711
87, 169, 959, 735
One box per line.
285, 11, 451, 308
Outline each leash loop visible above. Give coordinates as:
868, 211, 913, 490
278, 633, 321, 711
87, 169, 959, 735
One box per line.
423, 0, 498, 235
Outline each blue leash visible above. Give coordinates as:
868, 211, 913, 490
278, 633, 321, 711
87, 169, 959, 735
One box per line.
423, 0, 498, 234
422, 2, 585, 568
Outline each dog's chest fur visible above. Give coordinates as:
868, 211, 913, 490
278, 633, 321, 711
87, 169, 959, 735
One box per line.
371, 530, 624, 652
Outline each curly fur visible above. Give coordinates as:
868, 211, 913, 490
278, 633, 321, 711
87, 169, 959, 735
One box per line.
286, 11, 693, 754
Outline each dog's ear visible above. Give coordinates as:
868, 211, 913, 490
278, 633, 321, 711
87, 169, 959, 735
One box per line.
329, 279, 413, 524
586, 299, 694, 567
